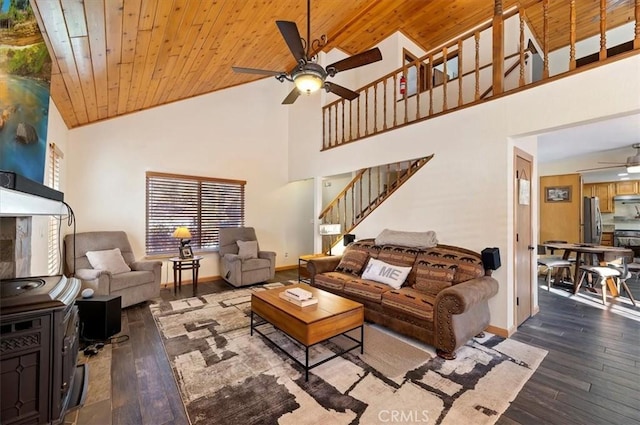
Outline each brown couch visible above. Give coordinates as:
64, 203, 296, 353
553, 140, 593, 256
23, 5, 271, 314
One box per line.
306, 238, 499, 359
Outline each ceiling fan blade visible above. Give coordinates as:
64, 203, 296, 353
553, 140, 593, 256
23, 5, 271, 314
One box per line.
232, 66, 284, 76
325, 82, 359, 101
276, 21, 306, 62
577, 165, 625, 172
282, 87, 301, 104
326, 48, 383, 75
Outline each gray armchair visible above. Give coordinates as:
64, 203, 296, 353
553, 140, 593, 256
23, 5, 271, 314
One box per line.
219, 227, 276, 287
64, 231, 161, 307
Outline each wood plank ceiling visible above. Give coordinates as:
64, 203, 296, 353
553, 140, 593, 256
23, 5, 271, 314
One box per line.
31, 0, 636, 129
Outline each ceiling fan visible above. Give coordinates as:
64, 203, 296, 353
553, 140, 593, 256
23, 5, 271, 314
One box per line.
231, 0, 382, 104
578, 143, 640, 173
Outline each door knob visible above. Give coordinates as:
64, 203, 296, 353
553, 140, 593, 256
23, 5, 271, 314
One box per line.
527, 245, 535, 251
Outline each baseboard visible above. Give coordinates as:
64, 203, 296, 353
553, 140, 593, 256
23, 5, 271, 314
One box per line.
277, 264, 298, 271
485, 324, 513, 338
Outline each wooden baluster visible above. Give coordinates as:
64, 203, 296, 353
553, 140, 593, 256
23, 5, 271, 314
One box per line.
341, 100, 345, 144
327, 106, 332, 148
349, 100, 353, 143
368, 168, 371, 210
383, 79, 388, 130
474, 31, 480, 100
393, 73, 398, 126
458, 40, 463, 106
543, 0, 549, 79
569, 0, 576, 70
373, 82, 378, 133
599, 0, 607, 60
377, 165, 381, 205
415, 62, 420, 120
335, 103, 339, 146
403, 66, 408, 124
358, 176, 362, 218
357, 96, 361, 139
519, 8, 525, 86
386, 164, 391, 199
351, 183, 355, 227
443, 47, 448, 111
322, 108, 327, 149
428, 54, 434, 115
365, 87, 369, 136
343, 194, 347, 232
493, 0, 504, 95
635, 0, 640, 49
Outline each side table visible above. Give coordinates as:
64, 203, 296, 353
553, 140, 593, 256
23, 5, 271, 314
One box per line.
169, 256, 203, 297
298, 253, 328, 283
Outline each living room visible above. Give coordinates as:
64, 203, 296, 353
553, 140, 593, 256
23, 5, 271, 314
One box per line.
1, 1, 639, 424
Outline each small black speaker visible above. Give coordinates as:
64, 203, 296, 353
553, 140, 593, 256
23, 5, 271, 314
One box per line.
481, 247, 501, 270
343, 234, 356, 246
75, 295, 122, 341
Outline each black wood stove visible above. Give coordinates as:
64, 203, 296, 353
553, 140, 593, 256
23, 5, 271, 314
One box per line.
0, 275, 87, 424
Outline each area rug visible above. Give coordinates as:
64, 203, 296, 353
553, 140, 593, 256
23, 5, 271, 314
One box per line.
150, 283, 547, 425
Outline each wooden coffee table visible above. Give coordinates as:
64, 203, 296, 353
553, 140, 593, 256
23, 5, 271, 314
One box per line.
250, 283, 364, 381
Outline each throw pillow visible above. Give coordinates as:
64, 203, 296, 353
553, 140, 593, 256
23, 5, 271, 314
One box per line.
85, 248, 131, 274
413, 279, 452, 296
375, 229, 438, 248
335, 248, 369, 275
361, 258, 411, 289
237, 240, 258, 259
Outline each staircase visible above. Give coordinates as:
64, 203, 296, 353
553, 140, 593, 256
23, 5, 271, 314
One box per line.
319, 155, 433, 253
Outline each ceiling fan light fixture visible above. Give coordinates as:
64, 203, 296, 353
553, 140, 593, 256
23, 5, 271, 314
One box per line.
627, 165, 640, 173
293, 71, 324, 94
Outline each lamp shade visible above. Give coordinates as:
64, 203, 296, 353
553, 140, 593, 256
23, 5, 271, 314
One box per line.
172, 227, 192, 239
319, 223, 341, 236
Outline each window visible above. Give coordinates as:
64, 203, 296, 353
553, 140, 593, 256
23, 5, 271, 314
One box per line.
146, 172, 246, 256
47, 143, 63, 274
403, 49, 428, 96
431, 53, 459, 87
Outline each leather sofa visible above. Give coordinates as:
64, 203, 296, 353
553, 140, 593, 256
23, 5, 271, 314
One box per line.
306, 238, 499, 359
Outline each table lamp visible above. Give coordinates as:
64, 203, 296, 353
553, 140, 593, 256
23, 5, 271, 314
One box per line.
172, 227, 192, 257
319, 223, 341, 255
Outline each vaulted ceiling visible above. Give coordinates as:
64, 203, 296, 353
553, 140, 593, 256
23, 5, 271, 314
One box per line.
31, 0, 636, 129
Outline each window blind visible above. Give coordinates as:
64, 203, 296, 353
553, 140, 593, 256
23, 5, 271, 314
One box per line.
146, 172, 245, 256
47, 143, 62, 274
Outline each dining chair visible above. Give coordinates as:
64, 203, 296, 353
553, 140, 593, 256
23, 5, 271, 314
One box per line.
576, 260, 637, 306
537, 243, 572, 291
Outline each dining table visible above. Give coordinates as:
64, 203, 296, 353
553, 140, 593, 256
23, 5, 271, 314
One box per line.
541, 242, 634, 294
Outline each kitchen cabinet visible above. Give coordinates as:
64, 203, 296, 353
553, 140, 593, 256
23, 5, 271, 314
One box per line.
583, 183, 614, 213
615, 181, 638, 195
601, 232, 613, 246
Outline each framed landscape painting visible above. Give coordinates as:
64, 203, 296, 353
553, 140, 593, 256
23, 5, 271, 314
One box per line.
545, 186, 572, 202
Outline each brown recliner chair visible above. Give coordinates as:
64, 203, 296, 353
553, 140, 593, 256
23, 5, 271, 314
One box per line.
64, 231, 161, 307
218, 227, 276, 287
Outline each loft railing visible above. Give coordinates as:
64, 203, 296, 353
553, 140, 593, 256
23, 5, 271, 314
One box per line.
322, 0, 640, 151
319, 155, 433, 253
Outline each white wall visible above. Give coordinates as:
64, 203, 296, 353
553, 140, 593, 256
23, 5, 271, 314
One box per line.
64, 78, 314, 282
548, 22, 636, 76
288, 53, 640, 333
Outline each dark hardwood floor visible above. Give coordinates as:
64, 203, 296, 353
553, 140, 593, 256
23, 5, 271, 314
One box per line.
103, 271, 639, 425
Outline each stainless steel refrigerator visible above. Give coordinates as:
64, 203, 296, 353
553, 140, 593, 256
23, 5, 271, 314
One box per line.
583, 196, 603, 244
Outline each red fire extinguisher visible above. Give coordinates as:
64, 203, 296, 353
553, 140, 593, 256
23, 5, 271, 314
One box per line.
399, 75, 406, 96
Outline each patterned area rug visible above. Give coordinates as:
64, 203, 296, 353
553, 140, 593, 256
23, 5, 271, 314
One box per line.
150, 283, 547, 425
